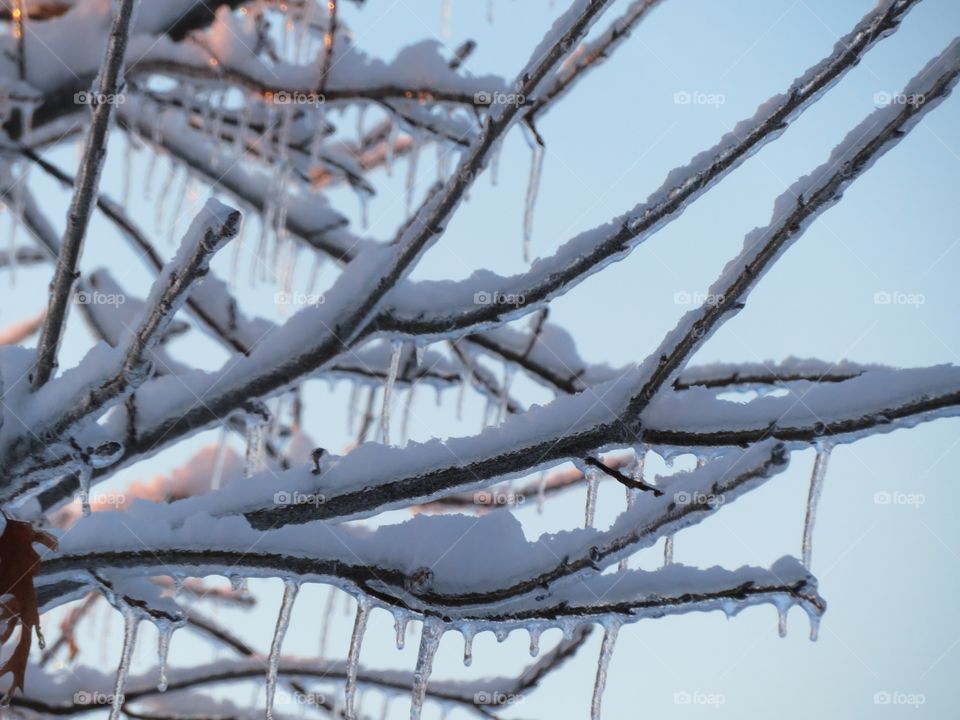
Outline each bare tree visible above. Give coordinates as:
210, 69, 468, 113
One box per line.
0, 0, 957, 718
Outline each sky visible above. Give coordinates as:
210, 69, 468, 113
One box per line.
3, 0, 960, 718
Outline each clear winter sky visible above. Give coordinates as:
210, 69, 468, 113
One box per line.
4, 0, 960, 718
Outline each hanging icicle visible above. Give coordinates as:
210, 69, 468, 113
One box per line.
156, 623, 174, 692
522, 130, 545, 262
410, 619, 444, 720
461, 627, 474, 666
405, 132, 422, 218
266, 580, 300, 720
244, 413, 266, 478
344, 599, 371, 720
109, 607, 140, 720
380, 341, 403, 445
394, 612, 409, 651
319, 587, 337, 658
78, 465, 92, 517
584, 466, 598, 528
590, 620, 621, 720
802, 443, 833, 569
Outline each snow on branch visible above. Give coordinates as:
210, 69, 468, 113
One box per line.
30, 0, 139, 389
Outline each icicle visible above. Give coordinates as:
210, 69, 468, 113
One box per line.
663, 535, 674, 566
143, 148, 160, 201
537, 472, 547, 514
415, 343, 426, 367
156, 623, 173, 692
461, 628, 474, 666
494, 627, 508, 643
410, 620, 443, 720
229, 574, 248, 594
347, 384, 360, 433
394, 612, 408, 650
359, 191, 370, 230
266, 580, 300, 720
210, 427, 229, 491
6, 169, 25, 284
385, 121, 399, 177
380, 341, 403, 445
154, 162, 178, 233
109, 607, 140, 720
167, 169, 191, 244
590, 621, 621, 720
401, 384, 417, 445
584, 467, 598, 528
344, 599, 371, 720
528, 626, 541, 657
808, 612, 821, 642
455, 367, 467, 421
522, 139, 545, 262
78, 465, 92, 517
777, 608, 788, 638
405, 132, 422, 218
319, 588, 337, 658
440, 0, 453, 37
122, 134, 135, 209
244, 413, 266, 478
802, 443, 833, 569
497, 363, 514, 424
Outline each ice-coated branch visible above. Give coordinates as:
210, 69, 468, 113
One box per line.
30, 0, 139, 389
4, 200, 240, 474
368, 0, 922, 340
525, 0, 664, 121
